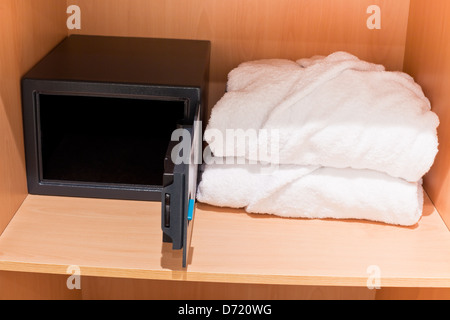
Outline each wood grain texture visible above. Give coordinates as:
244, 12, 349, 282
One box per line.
0, 1, 68, 299
376, 287, 450, 300
81, 277, 375, 300
403, 0, 450, 230
0, 194, 449, 288
0, 0, 67, 234
67, 0, 411, 113
0, 271, 81, 300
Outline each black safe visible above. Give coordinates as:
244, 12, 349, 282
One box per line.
21, 35, 210, 267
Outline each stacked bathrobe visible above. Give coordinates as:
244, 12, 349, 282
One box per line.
196, 52, 439, 226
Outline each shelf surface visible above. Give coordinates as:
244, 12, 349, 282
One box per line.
0, 194, 449, 287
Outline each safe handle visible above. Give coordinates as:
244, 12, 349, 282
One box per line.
161, 105, 201, 268
161, 139, 186, 251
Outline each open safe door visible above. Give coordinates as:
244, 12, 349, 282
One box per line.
161, 106, 202, 267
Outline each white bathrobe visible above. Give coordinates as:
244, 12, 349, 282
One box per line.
197, 52, 439, 226
205, 52, 439, 182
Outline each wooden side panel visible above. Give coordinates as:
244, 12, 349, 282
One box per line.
68, 0, 411, 112
81, 277, 375, 300
403, 0, 450, 229
0, 0, 67, 234
376, 287, 450, 300
0, 271, 81, 300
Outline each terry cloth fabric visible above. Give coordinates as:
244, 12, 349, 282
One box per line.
196, 161, 424, 227
205, 52, 439, 182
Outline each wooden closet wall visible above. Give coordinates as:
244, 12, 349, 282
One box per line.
404, 0, 450, 229
0, 0, 66, 235
67, 0, 411, 117
1, 0, 450, 299
0, 0, 72, 300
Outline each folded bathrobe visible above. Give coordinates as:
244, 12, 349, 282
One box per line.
196, 161, 424, 226
205, 52, 439, 182
197, 52, 439, 226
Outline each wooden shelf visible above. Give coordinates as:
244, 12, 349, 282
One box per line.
0, 193, 449, 288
